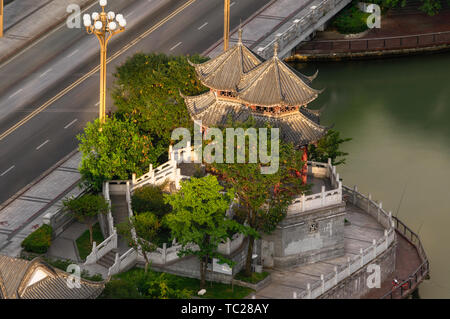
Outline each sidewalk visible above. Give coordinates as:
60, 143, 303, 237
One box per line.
0, 0, 96, 64
0, 150, 83, 257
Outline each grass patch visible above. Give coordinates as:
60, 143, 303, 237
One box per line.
76, 223, 104, 261
102, 268, 253, 299
235, 270, 269, 284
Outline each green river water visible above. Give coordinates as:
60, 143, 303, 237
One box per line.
292, 52, 450, 298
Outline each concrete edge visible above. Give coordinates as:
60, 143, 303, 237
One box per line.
0, 148, 79, 212
288, 43, 450, 61
232, 273, 272, 291
0, 0, 98, 66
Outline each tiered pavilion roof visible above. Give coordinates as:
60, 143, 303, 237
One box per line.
183, 31, 328, 147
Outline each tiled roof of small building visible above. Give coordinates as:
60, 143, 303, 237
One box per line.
0, 255, 104, 299
236, 44, 321, 107
183, 92, 327, 146
188, 29, 263, 92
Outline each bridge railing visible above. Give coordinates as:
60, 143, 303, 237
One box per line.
257, 0, 350, 59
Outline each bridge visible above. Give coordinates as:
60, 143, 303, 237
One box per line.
206, 0, 352, 59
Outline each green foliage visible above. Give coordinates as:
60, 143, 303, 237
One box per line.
21, 224, 52, 254
235, 270, 270, 284
113, 53, 209, 154
80, 271, 104, 282
419, 0, 442, 15
117, 212, 161, 272
101, 268, 252, 299
75, 223, 105, 260
100, 268, 192, 299
164, 176, 254, 287
332, 3, 370, 34
307, 130, 351, 166
77, 117, 164, 192
63, 194, 109, 245
131, 184, 172, 218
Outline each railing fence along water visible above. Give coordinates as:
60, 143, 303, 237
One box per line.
297, 30, 450, 53
294, 186, 396, 299
256, 0, 350, 59
342, 185, 429, 299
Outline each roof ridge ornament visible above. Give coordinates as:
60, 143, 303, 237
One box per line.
238, 27, 243, 44
273, 40, 279, 59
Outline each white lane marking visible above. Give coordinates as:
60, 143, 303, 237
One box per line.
170, 42, 182, 51
127, 8, 138, 17
230, 1, 235, 6
198, 22, 208, 30
39, 68, 53, 78
0, 165, 15, 177
64, 118, 78, 129
66, 49, 79, 58
36, 139, 50, 150
9, 89, 23, 99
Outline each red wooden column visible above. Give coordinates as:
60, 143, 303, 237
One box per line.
301, 146, 308, 184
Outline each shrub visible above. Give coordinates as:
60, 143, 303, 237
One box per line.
332, 4, 370, 34
21, 224, 52, 254
131, 185, 171, 217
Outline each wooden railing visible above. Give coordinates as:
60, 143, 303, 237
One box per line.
296, 30, 450, 53
380, 216, 430, 299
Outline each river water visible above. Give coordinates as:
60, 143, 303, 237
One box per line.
291, 52, 450, 298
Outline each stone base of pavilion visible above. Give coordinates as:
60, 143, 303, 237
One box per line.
254, 202, 392, 299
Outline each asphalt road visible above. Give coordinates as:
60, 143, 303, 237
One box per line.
0, 0, 272, 205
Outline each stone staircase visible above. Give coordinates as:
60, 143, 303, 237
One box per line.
97, 250, 116, 269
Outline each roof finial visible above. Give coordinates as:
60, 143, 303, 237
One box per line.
238, 28, 243, 44
273, 40, 279, 58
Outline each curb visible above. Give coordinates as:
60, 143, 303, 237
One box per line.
0, 0, 97, 66
0, 148, 79, 212
288, 43, 450, 61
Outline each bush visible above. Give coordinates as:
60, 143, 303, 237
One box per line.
332, 4, 370, 34
21, 224, 52, 254
131, 185, 171, 218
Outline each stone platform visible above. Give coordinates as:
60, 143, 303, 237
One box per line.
254, 202, 385, 299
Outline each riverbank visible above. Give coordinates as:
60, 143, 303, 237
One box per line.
290, 4, 450, 61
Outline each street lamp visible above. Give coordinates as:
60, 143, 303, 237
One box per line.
83, 0, 126, 123
224, 0, 230, 51
1, 0, 4, 38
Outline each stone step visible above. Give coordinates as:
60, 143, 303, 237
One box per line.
97, 251, 116, 269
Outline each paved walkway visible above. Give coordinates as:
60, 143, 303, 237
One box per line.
0, 0, 96, 64
253, 202, 385, 299
0, 150, 83, 257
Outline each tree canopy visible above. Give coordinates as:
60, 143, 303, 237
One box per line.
63, 194, 109, 244
308, 129, 351, 166
164, 175, 253, 288
112, 53, 209, 157
209, 121, 310, 275
77, 116, 164, 192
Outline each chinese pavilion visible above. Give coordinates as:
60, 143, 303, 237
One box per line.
181, 29, 328, 182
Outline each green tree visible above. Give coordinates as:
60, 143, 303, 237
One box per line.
210, 124, 309, 276
164, 176, 253, 288
77, 116, 165, 191
131, 184, 172, 218
117, 212, 161, 273
63, 194, 109, 245
307, 130, 351, 165
113, 53, 209, 156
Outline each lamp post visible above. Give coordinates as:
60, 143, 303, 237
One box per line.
1, 0, 4, 38
224, 0, 230, 51
83, 0, 126, 124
